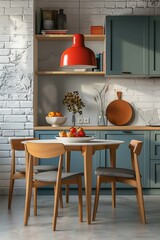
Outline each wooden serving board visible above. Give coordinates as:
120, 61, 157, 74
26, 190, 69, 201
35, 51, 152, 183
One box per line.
106, 91, 133, 126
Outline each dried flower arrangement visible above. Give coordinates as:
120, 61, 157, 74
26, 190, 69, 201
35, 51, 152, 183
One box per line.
63, 91, 85, 125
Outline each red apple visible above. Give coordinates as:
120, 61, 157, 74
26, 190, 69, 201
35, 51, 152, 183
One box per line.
74, 132, 79, 137
78, 131, 86, 137
70, 127, 77, 134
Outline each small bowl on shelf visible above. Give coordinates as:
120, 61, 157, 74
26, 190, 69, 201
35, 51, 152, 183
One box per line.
46, 116, 67, 127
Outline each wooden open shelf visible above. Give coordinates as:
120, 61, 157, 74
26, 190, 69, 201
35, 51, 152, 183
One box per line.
35, 71, 105, 76
34, 33, 106, 126
35, 34, 105, 41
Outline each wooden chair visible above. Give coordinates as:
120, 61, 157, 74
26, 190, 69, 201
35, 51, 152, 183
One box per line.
24, 142, 83, 231
92, 140, 146, 224
8, 138, 59, 210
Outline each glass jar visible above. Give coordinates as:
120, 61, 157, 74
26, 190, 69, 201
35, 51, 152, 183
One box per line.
72, 113, 76, 126
98, 111, 106, 126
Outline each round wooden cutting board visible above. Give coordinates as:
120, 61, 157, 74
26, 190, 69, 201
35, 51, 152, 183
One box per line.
106, 91, 133, 126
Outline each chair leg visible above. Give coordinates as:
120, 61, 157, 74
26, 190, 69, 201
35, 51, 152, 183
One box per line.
111, 182, 116, 208
59, 188, 63, 208
8, 178, 15, 209
52, 182, 61, 231
65, 151, 71, 203
54, 185, 63, 209
77, 176, 83, 222
34, 187, 37, 216
92, 175, 101, 221
136, 183, 146, 224
135, 187, 140, 211
24, 179, 32, 225
27, 184, 33, 218
66, 185, 69, 203
59, 187, 63, 208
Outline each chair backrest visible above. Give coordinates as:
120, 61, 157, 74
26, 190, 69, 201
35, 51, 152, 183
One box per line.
129, 140, 143, 156
129, 140, 143, 175
26, 143, 66, 180
10, 138, 39, 170
26, 142, 65, 159
10, 138, 36, 151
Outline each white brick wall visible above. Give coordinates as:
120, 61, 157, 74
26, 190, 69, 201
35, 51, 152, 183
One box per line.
0, 0, 33, 194
0, 0, 160, 194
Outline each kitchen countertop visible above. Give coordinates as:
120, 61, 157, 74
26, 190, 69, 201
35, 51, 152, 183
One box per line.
34, 125, 160, 131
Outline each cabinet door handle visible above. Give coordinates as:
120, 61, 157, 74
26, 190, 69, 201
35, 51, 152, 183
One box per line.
122, 131, 132, 133
122, 71, 132, 74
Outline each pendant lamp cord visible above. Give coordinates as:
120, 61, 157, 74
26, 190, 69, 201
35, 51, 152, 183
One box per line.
78, 0, 80, 33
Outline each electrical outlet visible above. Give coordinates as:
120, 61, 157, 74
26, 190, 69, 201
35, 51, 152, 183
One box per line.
77, 117, 84, 124
84, 117, 90, 124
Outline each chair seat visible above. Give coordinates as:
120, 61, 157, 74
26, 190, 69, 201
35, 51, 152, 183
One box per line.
16, 165, 58, 173
34, 171, 83, 182
95, 167, 136, 179
16, 165, 26, 173
34, 165, 58, 172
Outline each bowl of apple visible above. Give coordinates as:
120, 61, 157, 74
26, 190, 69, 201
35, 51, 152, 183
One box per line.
46, 111, 67, 127
56, 127, 95, 143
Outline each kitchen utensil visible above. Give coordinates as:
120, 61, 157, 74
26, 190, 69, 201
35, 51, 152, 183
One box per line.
106, 91, 133, 126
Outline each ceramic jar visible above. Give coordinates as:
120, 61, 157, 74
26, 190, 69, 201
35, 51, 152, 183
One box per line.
57, 9, 67, 29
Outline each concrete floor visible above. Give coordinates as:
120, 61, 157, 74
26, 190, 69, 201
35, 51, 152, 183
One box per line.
0, 195, 160, 240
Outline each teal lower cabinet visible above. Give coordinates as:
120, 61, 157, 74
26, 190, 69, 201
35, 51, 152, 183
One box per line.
151, 160, 160, 188
100, 130, 150, 189
34, 129, 160, 192
150, 131, 160, 188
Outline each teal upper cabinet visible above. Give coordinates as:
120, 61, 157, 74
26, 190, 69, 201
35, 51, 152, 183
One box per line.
106, 16, 148, 76
106, 16, 160, 77
149, 16, 160, 75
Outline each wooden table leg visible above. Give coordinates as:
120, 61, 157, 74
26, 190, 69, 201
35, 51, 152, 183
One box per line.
65, 151, 71, 203
110, 147, 116, 208
82, 146, 92, 224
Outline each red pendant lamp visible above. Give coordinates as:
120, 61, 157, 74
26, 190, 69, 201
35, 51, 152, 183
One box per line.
60, 33, 97, 69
